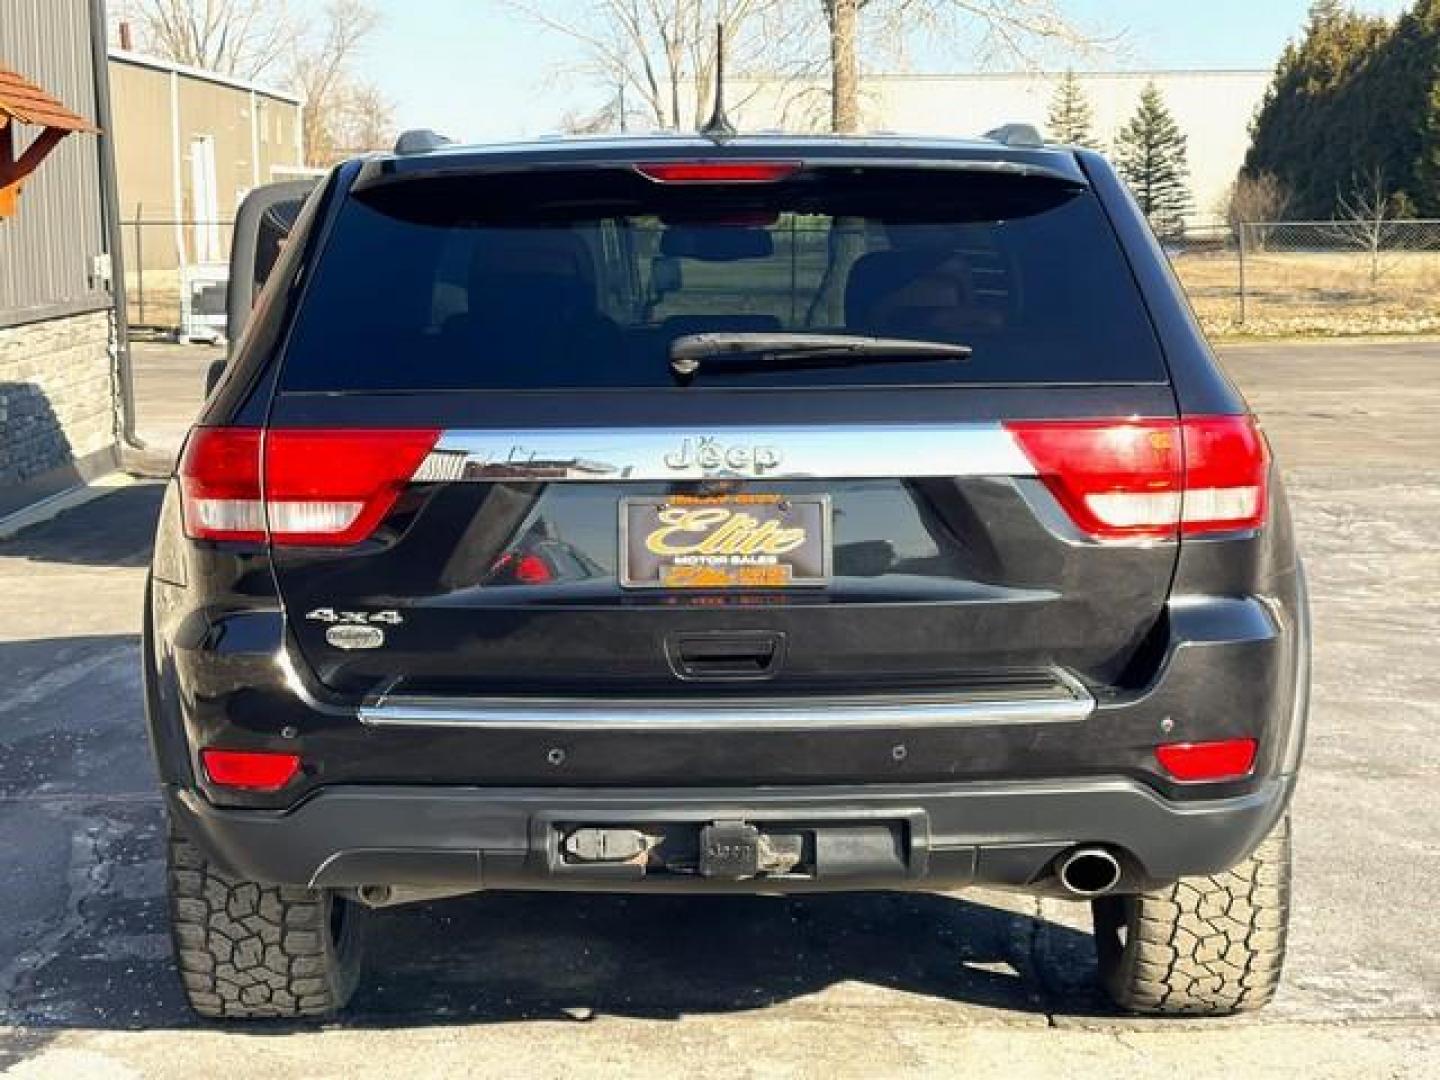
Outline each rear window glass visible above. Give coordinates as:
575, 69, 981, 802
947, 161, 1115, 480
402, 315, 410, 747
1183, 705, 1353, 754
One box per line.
279, 165, 1166, 391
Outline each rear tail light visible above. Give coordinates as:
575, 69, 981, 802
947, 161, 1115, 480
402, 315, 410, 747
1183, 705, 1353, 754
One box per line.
177, 428, 265, 542
1178, 416, 1269, 535
635, 161, 800, 184
1005, 415, 1268, 541
1006, 420, 1181, 539
1156, 738, 1258, 782
178, 427, 439, 546
264, 429, 440, 545
201, 748, 301, 791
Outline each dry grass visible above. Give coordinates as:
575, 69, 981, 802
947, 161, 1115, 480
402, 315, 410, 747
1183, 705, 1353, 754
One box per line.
1174, 250, 1440, 338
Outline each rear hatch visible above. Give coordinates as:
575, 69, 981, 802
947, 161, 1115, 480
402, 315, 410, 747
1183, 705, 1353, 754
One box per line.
254, 156, 1184, 701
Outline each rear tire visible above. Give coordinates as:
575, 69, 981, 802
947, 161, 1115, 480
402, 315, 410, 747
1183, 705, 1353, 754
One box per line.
1092, 816, 1291, 1016
167, 827, 365, 1020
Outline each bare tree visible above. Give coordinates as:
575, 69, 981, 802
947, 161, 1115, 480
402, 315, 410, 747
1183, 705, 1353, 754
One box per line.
500, 1, 810, 132
813, 0, 1105, 133
290, 0, 385, 165
559, 104, 622, 135
1219, 172, 1289, 252
824, 0, 861, 132
1223, 172, 1290, 230
326, 82, 397, 158
1331, 168, 1412, 289
113, 0, 295, 79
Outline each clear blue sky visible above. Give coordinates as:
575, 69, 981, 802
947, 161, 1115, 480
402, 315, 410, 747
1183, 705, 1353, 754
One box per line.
346, 0, 1412, 142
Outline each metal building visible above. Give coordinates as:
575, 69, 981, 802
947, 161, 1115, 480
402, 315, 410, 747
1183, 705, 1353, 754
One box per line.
108, 49, 309, 336
0, 0, 130, 520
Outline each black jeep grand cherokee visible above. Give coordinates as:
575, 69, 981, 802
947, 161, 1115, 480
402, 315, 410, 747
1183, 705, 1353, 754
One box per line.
145, 132, 1308, 1020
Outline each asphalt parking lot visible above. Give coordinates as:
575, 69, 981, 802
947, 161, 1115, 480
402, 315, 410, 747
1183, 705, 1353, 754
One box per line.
0, 339, 1437, 1077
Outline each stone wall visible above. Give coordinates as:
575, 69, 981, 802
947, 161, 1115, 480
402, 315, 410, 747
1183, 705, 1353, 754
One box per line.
0, 309, 119, 517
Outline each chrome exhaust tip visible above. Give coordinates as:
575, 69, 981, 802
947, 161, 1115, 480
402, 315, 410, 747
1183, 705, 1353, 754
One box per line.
1057, 847, 1123, 897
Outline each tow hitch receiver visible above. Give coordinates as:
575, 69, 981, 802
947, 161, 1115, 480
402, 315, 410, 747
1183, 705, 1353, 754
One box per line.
699, 820, 763, 878
555, 820, 882, 880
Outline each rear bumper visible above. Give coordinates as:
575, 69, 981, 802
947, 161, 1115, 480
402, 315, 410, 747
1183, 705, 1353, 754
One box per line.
150, 591, 1306, 803
167, 773, 1295, 895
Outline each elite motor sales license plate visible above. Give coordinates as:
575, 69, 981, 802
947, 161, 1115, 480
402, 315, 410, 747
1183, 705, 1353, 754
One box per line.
620, 494, 831, 589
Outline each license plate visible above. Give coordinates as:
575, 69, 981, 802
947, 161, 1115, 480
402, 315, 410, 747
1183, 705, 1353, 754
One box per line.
620, 494, 831, 589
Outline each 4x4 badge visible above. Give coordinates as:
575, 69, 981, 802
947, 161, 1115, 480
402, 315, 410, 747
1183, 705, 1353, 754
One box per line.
305, 607, 403, 626
663, 437, 782, 475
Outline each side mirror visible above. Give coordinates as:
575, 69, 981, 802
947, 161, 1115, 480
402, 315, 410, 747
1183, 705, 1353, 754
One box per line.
226, 179, 319, 350
204, 358, 227, 398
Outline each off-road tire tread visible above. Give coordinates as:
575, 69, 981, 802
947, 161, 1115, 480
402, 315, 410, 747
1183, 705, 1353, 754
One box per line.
167, 828, 361, 1019
1095, 816, 1291, 1016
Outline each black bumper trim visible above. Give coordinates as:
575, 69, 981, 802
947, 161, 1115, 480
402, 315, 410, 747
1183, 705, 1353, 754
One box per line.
168, 774, 1294, 895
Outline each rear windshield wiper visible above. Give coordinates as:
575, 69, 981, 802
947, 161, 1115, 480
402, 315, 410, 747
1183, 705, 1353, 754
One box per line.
668, 332, 973, 382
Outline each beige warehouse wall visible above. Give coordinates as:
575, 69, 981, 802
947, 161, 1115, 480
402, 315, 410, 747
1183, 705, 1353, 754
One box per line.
257, 94, 303, 181
109, 61, 176, 221
176, 76, 259, 219
110, 57, 305, 222
108, 55, 305, 326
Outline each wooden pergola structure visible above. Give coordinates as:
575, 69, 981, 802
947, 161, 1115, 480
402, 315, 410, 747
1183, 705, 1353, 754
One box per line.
0, 64, 99, 219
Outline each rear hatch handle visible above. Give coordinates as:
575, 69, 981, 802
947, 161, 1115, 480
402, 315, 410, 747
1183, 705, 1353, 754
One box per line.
665, 631, 787, 681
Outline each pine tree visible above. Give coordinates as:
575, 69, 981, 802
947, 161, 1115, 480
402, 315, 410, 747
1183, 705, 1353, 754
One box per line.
1243, 2, 1395, 217
1422, 77, 1440, 213
1114, 82, 1192, 239
1048, 69, 1095, 146
1386, 0, 1440, 215
1242, 1, 1440, 218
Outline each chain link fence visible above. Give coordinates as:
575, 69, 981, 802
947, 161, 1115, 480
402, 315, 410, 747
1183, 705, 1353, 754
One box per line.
117, 215, 1440, 341
121, 217, 235, 343
1171, 219, 1440, 336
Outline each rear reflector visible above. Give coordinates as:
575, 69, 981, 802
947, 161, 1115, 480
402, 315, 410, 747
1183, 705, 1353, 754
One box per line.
515, 553, 554, 584
1005, 416, 1268, 541
1156, 738, 1258, 782
487, 551, 556, 585
201, 749, 301, 791
178, 427, 439, 546
635, 161, 800, 184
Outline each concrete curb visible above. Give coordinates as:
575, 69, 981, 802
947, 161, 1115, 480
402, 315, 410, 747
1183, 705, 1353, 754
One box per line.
1215, 333, 1440, 348
0, 472, 142, 541
121, 443, 178, 479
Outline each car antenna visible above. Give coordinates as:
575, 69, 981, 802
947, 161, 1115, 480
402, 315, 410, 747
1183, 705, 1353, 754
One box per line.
699, 22, 737, 143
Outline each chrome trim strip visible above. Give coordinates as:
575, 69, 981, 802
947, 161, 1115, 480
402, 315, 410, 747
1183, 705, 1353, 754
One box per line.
413, 424, 1034, 483
358, 683, 1094, 733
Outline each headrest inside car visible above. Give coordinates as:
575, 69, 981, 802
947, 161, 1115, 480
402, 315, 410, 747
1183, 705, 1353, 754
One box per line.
659, 227, 774, 261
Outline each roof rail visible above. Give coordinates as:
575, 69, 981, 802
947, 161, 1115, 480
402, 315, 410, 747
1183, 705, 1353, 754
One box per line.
984, 123, 1045, 149
393, 128, 453, 155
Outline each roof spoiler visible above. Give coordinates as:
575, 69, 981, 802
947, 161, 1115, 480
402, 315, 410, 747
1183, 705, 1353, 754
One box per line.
393, 128, 453, 155
984, 123, 1045, 149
